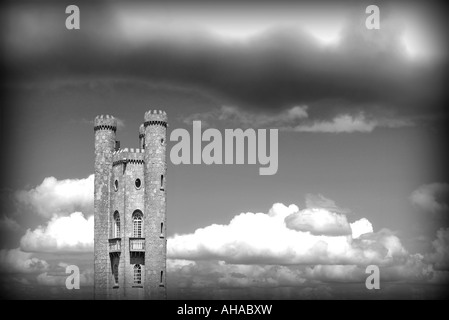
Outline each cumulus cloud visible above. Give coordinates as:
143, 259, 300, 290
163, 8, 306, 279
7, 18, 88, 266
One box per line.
350, 218, 374, 239
410, 183, 449, 214
2, 191, 446, 298
305, 194, 349, 214
15, 175, 94, 218
285, 208, 352, 236
165, 209, 439, 299
0, 248, 49, 274
168, 203, 408, 266
20, 212, 94, 253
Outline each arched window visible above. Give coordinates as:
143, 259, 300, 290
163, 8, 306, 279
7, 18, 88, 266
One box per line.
113, 263, 119, 286
113, 211, 120, 238
134, 264, 142, 284
133, 211, 143, 238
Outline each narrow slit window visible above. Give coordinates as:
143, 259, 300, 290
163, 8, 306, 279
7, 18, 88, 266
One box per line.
160, 175, 164, 191
160, 222, 164, 238
114, 211, 120, 238
160, 270, 163, 284
134, 264, 141, 284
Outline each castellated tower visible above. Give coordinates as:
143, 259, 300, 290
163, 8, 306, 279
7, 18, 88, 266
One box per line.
94, 111, 167, 300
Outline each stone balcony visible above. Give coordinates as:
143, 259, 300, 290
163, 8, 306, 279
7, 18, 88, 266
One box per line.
130, 238, 145, 252
109, 238, 121, 253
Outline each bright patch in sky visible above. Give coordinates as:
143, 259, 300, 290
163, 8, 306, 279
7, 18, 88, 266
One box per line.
305, 25, 342, 45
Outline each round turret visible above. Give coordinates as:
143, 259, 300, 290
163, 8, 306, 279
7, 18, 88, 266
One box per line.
143, 109, 167, 299
93, 114, 117, 299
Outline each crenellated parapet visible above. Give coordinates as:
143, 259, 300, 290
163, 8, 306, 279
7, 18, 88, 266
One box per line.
94, 115, 118, 132
112, 148, 145, 167
144, 110, 167, 128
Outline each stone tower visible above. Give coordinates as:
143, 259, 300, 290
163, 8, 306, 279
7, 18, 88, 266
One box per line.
94, 111, 167, 300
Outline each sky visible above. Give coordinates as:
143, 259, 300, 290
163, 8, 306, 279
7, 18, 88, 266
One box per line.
0, 0, 448, 299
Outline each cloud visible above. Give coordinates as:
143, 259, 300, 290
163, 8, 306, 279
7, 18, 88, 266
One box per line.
183, 106, 413, 133
305, 193, 349, 214
410, 183, 449, 214
304, 264, 363, 282
166, 259, 334, 299
0, 215, 21, 233
166, 256, 434, 299
168, 202, 408, 265
304, 253, 432, 283
425, 228, 449, 271
183, 105, 308, 128
3, 1, 447, 124
15, 175, 94, 218
350, 218, 373, 239
165, 209, 440, 299
37, 267, 93, 287
0, 248, 49, 274
293, 113, 413, 133
20, 212, 94, 253
295, 114, 376, 133
3, 187, 447, 298
285, 208, 352, 236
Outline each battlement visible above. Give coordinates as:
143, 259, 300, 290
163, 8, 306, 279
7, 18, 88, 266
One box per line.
112, 147, 145, 166
113, 147, 145, 154
94, 115, 118, 131
144, 109, 168, 126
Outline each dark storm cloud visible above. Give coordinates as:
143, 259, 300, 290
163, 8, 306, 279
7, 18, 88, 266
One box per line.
2, 0, 448, 121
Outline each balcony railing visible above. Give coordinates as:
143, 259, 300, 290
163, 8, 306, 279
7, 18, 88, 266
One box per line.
130, 238, 145, 252
109, 238, 121, 252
